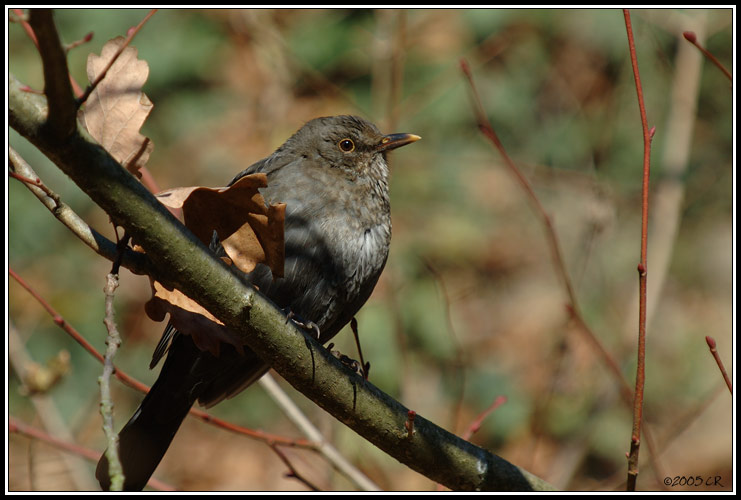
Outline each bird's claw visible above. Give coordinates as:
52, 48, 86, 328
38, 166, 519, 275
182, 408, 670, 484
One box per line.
284, 309, 321, 340
326, 343, 369, 379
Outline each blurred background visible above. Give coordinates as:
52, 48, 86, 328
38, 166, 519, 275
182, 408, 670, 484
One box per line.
8, 8, 733, 491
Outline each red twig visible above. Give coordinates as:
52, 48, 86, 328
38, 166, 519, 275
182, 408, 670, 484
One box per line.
65, 31, 93, 52
77, 9, 158, 106
139, 166, 162, 195
705, 336, 732, 394
405, 410, 416, 439
460, 44, 668, 491
9, 416, 176, 491
8, 266, 317, 450
623, 9, 655, 492
10, 415, 99, 462
192, 409, 315, 449
462, 395, 507, 442
269, 444, 321, 491
8, 170, 59, 202
12, 8, 38, 48
459, 58, 633, 402
683, 31, 732, 82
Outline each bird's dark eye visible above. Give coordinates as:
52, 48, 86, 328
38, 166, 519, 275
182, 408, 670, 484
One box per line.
338, 138, 355, 152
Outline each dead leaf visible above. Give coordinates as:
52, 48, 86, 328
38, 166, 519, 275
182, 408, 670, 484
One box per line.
82, 36, 154, 177
156, 173, 286, 277
144, 173, 285, 353
145, 280, 243, 357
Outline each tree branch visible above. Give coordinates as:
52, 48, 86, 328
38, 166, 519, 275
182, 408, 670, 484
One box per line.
28, 9, 77, 138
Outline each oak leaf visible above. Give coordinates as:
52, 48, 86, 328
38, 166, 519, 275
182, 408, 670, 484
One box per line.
81, 36, 154, 177
144, 173, 286, 357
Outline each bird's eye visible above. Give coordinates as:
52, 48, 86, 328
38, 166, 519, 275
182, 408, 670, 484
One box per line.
338, 138, 355, 152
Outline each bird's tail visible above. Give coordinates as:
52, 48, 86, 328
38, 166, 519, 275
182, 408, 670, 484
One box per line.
95, 333, 202, 491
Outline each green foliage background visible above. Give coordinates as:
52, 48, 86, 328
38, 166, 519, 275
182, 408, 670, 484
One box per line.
8, 8, 733, 491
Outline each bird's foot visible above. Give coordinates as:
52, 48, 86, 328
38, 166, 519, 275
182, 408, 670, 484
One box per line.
326, 343, 370, 379
284, 308, 321, 340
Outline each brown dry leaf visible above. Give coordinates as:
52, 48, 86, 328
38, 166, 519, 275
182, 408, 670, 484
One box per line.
82, 36, 154, 177
156, 172, 286, 277
145, 281, 243, 357
145, 173, 285, 351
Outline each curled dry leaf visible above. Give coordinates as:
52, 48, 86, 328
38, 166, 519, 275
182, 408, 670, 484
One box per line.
144, 173, 286, 355
145, 281, 243, 358
81, 36, 154, 177
156, 172, 286, 277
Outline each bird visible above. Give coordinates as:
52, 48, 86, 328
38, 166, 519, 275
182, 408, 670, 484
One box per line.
95, 115, 420, 490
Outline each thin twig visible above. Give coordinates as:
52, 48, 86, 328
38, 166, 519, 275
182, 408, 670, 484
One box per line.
100, 271, 124, 491
462, 396, 507, 442
11, 8, 38, 48
77, 9, 158, 106
269, 443, 321, 491
405, 410, 416, 439
9, 147, 151, 276
705, 336, 732, 394
10, 415, 100, 462
8, 170, 59, 202
459, 58, 633, 402
460, 44, 666, 489
257, 374, 380, 490
65, 31, 93, 52
623, 9, 655, 492
423, 258, 467, 433
683, 31, 732, 82
9, 416, 176, 491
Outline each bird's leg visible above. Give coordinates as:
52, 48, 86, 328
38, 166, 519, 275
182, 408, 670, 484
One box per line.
326, 343, 370, 380
283, 308, 321, 340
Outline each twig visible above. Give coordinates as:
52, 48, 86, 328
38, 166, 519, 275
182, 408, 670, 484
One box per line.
190, 408, 315, 450
77, 9, 158, 106
8, 169, 59, 202
258, 373, 380, 490
462, 396, 507, 442
405, 410, 416, 439
100, 272, 124, 491
459, 59, 633, 402
423, 258, 467, 433
65, 31, 93, 52
9, 147, 151, 276
10, 415, 102, 462
9, 416, 176, 491
683, 31, 732, 82
628, 11, 706, 342
269, 443, 321, 491
623, 9, 655, 492
705, 336, 732, 394
460, 42, 666, 490
11, 8, 38, 48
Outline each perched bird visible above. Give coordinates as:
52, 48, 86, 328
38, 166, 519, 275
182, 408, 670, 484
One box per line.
96, 115, 420, 490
